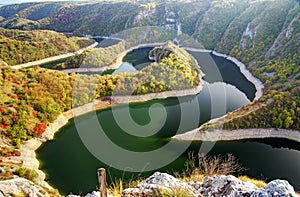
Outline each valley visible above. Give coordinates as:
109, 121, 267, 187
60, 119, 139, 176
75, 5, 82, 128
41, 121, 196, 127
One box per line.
0, 0, 299, 196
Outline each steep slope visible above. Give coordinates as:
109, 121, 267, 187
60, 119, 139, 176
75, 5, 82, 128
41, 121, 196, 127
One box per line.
215, 1, 270, 54
73, 2, 140, 36
265, 5, 300, 60
229, 0, 297, 63
193, 0, 250, 50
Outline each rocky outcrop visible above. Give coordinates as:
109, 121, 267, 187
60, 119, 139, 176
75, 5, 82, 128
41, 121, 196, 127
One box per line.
148, 42, 173, 63
195, 175, 258, 197
252, 180, 298, 197
0, 178, 45, 197
122, 172, 198, 197
3, 173, 298, 197
121, 172, 298, 197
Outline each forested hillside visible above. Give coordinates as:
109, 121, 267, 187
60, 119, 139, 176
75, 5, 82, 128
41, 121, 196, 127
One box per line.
0, 28, 94, 65
0, 41, 201, 151
0, 0, 298, 61
0, 0, 299, 131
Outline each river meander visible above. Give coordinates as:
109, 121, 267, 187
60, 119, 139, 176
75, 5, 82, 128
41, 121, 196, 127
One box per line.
37, 47, 300, 194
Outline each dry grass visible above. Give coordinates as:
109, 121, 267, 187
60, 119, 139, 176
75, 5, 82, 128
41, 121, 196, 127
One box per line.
238, 176, 267, 188
108, 177, 142, 197
160, 187, 195, 197
108, 177, 197, 197
176, 152, 246, 182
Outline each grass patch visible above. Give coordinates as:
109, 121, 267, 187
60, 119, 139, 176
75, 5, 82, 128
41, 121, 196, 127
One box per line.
238, 176, 267, 188
108, 178, 142, 197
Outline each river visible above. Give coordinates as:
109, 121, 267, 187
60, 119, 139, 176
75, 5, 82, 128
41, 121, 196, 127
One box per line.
37, 47, 300, 195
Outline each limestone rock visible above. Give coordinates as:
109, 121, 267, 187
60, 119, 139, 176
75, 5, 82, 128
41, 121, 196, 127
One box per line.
195, 175, 258, 197
0, 178, 44, 197
68, 173, 298, 197
251, 180, 297, 197
121, 173, 299, 197
121, 172, 199, 197
148, 41, 173, 63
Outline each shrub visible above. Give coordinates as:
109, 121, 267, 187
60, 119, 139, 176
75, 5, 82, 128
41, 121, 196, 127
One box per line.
178, 152, 246, 182
14, 167, 38, 182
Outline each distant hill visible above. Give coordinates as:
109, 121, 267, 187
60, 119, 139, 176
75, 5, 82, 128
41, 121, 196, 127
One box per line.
0, 28, 94, 65
0, 0, 298, 62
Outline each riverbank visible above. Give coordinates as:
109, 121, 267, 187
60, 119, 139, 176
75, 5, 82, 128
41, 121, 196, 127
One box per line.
173, 128, 300, 143
182, 47, 264, 101
11, 42, 98, 70
170, 47, 270, 143
212, 51, 264, 100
